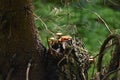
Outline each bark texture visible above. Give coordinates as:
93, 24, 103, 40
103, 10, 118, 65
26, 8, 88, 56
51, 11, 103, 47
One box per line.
0, 0, 46, 80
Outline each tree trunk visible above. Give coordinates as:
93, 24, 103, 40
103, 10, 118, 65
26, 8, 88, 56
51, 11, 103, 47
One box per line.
0, 0, 46, 80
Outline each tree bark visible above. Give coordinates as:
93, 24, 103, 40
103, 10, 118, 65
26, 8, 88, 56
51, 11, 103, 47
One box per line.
0, 0, 46, 80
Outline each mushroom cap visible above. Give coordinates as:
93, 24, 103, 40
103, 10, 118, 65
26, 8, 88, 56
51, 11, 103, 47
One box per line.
56, 32, 63, 36
49, 37, 56, 41
61, 35, 72, 39
58, 35, 72, 42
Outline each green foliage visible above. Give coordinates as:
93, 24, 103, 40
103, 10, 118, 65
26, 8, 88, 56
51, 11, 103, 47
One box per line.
32, 0, 120, 79
33, 0, 120, 52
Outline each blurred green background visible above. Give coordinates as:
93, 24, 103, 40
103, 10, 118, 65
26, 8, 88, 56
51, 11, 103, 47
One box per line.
32, 0, 120, 78
33, 0, 120, 54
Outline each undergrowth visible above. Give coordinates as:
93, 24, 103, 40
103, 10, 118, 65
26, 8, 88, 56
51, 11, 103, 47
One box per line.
33, 0, 120, 52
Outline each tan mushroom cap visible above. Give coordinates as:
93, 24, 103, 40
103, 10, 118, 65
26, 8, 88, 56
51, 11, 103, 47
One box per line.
49, 37, 56, 41
58, 35, 72, 42
56, 32, 63, 36
61, 35, 72, 39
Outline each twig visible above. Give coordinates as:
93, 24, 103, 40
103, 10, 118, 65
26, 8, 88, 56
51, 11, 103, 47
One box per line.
6, 68, 14, 80
57, 56, 66, 67
91, 62, 96, 79
26, 60, 32, 80
33, 13, 55, 37
98, 40, 102, 45
51, 48, 62, 56
93, 12, 112, 34
47, 37, 51, 49
79, 7, 113, 34
93, 42, 116, 59
93, 53, 99, 59
26, 9, 55, 37
57, 49, 73, 66
96, 72, 100, 80
97, 34, 120, 79
82, 69, 87, 80
102, 68, 120, 80
108, 0, 120, 6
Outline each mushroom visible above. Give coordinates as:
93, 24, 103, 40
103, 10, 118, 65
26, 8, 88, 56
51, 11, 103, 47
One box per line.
59, 35, 72, 42
49, 37, 55, 41
49, 37, 56, 45
89, 56, 95, 64
56, 32, 63, 39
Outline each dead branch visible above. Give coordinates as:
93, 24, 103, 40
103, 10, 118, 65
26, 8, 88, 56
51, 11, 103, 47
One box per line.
97, 34, 120, 80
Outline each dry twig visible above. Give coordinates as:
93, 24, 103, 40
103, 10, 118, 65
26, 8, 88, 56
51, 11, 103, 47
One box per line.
26, 60, 32, 80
